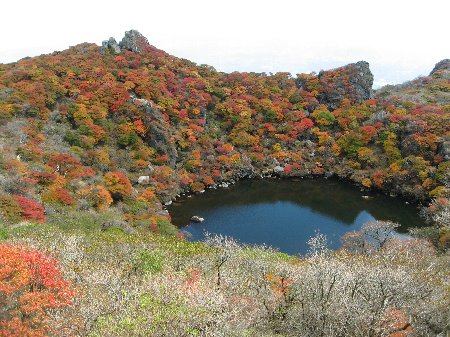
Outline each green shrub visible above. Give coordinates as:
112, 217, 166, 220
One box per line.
0, 226, 8, 240
136, 250, 164, 274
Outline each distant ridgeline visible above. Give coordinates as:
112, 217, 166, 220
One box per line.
0, 29, 449, 227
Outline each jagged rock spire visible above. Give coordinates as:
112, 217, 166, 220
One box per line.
296, 61, 374, 110
101, 37, 121, 54
119, 30, 149, 53
430, 59, 450, 76
101, 30, 150, 54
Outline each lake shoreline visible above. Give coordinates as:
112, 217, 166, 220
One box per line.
168, 178, 426, 255
167, 172, 426, 213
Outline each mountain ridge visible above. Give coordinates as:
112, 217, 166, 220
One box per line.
0, 29, 449, 223
0, 30, 449, 337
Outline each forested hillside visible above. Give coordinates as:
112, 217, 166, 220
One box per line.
0, 30, 448, 336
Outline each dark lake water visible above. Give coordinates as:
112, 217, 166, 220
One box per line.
169, 179, 425, 255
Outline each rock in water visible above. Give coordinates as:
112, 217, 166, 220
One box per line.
190, 216, 205, 223
120, 30, 150, 53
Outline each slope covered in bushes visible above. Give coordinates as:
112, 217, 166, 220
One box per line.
0, 30, 449, 230
0, 30, 449, 336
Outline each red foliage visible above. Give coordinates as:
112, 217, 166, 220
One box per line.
30, 172, 57, 185
153, 154, 169, 165
0, 244, 74, 336
296, 118, 314, 132
284, 164, 293, 174
216, 143, 234, 154
13, 196, 46, 223
42, 186, 74, 206
178, 109, 188, 119
46, 153, 86, 178
359, 125, 377, 143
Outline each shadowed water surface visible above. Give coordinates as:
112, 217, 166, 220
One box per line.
169, 179, 425, 255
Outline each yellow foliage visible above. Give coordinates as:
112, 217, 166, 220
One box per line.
361, 178, 372, 188
272, 143, 282, 153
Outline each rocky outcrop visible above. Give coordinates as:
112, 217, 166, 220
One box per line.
437, 137, 450, 160
136, 101, 178, 167
273, 165, 284, 174
119, 30, 150, 53
137, 176, 151, 185
430, 59, 450, 76
101, 30, 150, 55
297, 61, 374, 110
101, 37, 121, 54
318, 61, 373, 110
101, 219, 134, 234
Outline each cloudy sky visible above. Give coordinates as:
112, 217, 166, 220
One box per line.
2, 0, 448, 87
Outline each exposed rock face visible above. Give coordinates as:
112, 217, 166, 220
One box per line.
430, 59, 450, 76
297, 61, 374, 110
137, 100, 178, 167
437, 137, 450, 160
147, 164, 155, 175
119, 30, 150, 53
137, 176, 151, 185
127, 92, 178, 167
318, 61, 374, 110
273, 165, 284, 174
101, 219, 134, 234
101, 37, 121, 54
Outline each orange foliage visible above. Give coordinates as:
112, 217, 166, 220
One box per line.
0, 244, 74, 336
266, 272, 292, 297
42, 186, 74, 206
104, 172, 132, 200
137, 188, 158, 204
77, 185, 113, 210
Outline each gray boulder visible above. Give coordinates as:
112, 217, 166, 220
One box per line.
101, 37, 121, 54
137, 176, 150, 185
273, 165, 284, 174
119, 30, 149, 53
437, 137, 450, 160
190, 216, 205, 223
297, 61, 374, 110
430, 59, 450, 76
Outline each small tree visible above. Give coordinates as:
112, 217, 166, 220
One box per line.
204, 233, 239, 288
361, 220, 400, 252
307, 231, 330, 257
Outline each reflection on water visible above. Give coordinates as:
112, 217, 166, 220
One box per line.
169, 179, 425, 255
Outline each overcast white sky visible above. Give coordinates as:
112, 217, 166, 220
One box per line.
1, 0, 448, 87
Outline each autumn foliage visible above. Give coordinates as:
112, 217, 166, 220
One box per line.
0, 196, 46, 223
104, 171, 133, 200
0, 30, 447, 231
0, 244, 74, 337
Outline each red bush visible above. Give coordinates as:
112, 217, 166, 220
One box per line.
13, 196, 46, 223
0, 244, 75, 336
